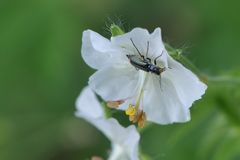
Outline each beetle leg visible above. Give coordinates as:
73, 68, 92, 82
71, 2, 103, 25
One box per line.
146, 58, 151, 63
154, 50, 164, 65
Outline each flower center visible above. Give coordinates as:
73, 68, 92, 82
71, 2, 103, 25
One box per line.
125, 71, 148, 128
106, 71, 148, 128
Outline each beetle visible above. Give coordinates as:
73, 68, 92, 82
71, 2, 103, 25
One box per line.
127, 38, 166, 76
126, 54, 165, 75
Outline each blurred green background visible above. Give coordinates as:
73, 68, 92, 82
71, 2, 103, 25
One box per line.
1, 0, 240, 159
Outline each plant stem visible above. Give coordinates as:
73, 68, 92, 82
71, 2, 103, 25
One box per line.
207, 75, 240, 84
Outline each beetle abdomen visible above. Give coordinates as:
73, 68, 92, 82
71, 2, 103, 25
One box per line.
127, 55, 163, 75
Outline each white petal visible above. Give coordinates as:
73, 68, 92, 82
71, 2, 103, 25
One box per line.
111, 28, 150, 56
89, 64, 140, 101
77, 117, 139, 160
111, 27, 168, 67
165, 55, 207, 107
108, 126, 140, 160
75, 87, 140, 160
143, 74, 191, 124
81, 30, 124, 69
75, 86, 104, 119
95, 120, 139, 160
149, 28, 164, 50
149, 28, 168, 67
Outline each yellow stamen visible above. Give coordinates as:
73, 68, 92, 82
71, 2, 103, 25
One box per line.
124, 72, 148, 127
129, 115, 135, 122
138, 112, 146, 128
127, 109, 147, 128
125, 104, 136, 116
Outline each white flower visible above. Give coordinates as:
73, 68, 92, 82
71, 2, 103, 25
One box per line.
75, 86, 140, 160
81, 27, 207, 125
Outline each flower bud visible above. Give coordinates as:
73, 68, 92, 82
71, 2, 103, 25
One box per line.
110, 24, 124, 37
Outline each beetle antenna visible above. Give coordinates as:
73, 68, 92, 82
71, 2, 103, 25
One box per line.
130, 38, 144, 59
154, 50, 164, 65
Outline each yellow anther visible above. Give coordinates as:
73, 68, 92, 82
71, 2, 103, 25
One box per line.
129, 115, 135, 122
125, 104, 136, 116
125, 104, 146, 128
138, 112, 146, 128
106, 100, 124, 108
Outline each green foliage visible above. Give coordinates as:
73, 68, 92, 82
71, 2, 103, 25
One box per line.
1, 0, 240, 160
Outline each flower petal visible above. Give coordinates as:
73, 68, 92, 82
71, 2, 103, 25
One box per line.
77, 117, 139, 160
75, 86, 104, 119
111, 28, 150, 57
81, 30, 124, 69
143, 74, 191, 124
149, 28, 168, 67
89, 64, 140, 101
111, 27, 168, 67
95, 120, 140, 160
165, 55, 207, 107
75, 87, 140, 160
